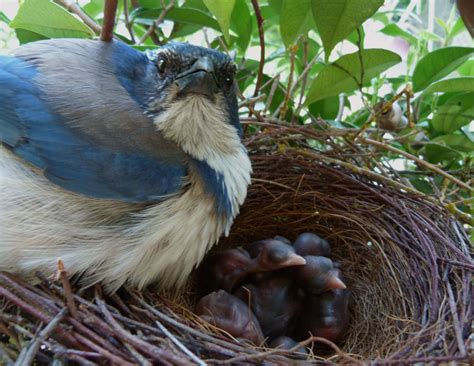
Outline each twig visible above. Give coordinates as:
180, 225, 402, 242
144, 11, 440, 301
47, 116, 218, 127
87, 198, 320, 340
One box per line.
55, 259, 79, 319
155, 320, 206, 366
280, 44, 297, 120
362, 138, 473, 191
95, 292, 186, 365
100, 0, 118, 42
57, 0, 102, 35
138, 0, 175, 45
0, 344, 14, 366
15, 308, 68, 366
123, 343, 152, 366
263, 74, 280, 115
124, 0, 136, 43
293, 37, 309, 119
271, 51, 321, 118
250, 0, 265, 97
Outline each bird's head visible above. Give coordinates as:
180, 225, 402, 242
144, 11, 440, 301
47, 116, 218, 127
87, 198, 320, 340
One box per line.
140, 43, 242, 160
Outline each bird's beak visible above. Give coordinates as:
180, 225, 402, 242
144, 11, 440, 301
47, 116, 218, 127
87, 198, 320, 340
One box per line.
326, 273, 347, 290
174, 56, 218, 97
279, 253, 306, 267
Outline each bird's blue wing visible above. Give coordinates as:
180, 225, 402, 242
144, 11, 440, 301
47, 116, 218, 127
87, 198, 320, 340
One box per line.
0, 54, 186, 202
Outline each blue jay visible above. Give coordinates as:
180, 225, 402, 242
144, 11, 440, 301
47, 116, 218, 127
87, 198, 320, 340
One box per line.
0, 39, 251, 291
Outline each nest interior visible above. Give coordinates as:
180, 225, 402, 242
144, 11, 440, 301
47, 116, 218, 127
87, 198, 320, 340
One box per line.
0, 123, 472, 365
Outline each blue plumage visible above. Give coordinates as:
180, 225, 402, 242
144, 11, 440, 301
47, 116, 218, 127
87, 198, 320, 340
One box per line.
0, 55, 185, 202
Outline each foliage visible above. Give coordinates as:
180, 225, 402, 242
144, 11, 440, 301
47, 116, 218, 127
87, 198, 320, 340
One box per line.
1, 0, 473, 223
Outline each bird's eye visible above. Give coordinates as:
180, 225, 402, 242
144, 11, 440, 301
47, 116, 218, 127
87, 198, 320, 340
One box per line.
157, 58, 167, 74
224, 76, 233, 85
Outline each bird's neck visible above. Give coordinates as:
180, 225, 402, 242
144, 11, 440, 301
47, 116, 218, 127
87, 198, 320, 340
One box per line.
154, 94, 252, 226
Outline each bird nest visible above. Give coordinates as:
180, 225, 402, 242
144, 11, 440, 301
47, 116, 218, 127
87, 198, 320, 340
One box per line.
0, 122, 472, 365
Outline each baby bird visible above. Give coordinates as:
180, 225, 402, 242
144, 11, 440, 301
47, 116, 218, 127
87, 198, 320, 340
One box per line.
269, 336, 308, 355
294, 256, 346, 295
293, 232, 331, 257
234, 275, 303, 339
245, 239, 307, 271
201, 242, 306, 293
297, 269, 350, 343
195, 290, 264, 345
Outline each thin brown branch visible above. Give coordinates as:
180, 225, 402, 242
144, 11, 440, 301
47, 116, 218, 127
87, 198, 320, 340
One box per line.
138, 0, 175, 45
250, 0, 265, 97
57, 0, 102, 35
124, 0, 136, 43
16, 308, 68, 366
95, 291, 187, 365
100, 0, 118, 42
55, 259, 79, 319
363, 138, 473, 191
155, 320, 206, 366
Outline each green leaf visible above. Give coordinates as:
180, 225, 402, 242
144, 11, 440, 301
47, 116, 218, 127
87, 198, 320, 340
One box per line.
380, 23, 417, 45
423, 77, 474, 95
433, 134, 474, 153
0, 11, 10, 25
280, 0, 313, 47
82, 0, 105, 18
305, 49, 401, 104
203, 0, 235, 43
412, 47, 474, 92
10, 0, 95, 39
230, 0, 252, 51
447, 17, 468, 40
308, 96, 340, 120
423, 143, 462, 164
311, 0, 384, 61
458, 60, 474, 77
432, 93, 474, 133
15, 29, 48, 44
133, 7, 220, 31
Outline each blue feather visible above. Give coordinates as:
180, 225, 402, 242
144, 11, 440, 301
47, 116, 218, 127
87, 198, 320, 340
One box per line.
192, 159, 232, 217
0, 55, 186, 202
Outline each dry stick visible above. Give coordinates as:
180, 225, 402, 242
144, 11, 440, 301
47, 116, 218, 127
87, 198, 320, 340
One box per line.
0, 287, 79, 348
0, 344, 14, 366
12, 324, 99, 366
15, 308, 68, 366
100, 0, 118, 42
123, 0, 136, 43
280, 45, 296, 120
131, 294, 254, 355
155, 320, 207, 366
445, 278, 467, 356
250, 0, 265, 98
218, 336, 362, 365
139, 0, 175, 45
73, 333, 134, 366
57, 0, 102, 35
95, 294, 186, 365
123, 343, 152, 366
263, 74, 280, 115
271, 52, 320, 118
55, 259, 79, 319
362, 138, 473, 191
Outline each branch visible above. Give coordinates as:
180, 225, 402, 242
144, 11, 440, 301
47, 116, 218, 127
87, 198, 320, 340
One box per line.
55, 259, 79, 319
138, 0, 175, 45
57, 0, 102, 35
16, 308, 68, 366
250, 0, 265, 97
363, 138, 473, 192
100, 0, 118, 42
